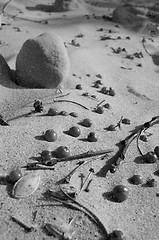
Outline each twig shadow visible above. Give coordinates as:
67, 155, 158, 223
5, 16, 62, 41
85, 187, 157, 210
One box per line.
35, 135, 44, 141
79, 138, 88, 142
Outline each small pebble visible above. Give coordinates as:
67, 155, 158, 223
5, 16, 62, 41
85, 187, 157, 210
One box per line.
96, 74, 102, 78
103, 103, 110, 109
129, 175, 143, 185
91, 95, 97, 99
154, 146, 159, 158
93, 83, 100, 88
107, 124, 116, 131
101, 87, 109, 94
82, 118, 92, 127
95, 79, 103, 85
109, 87, 115, 96
146, 179, 157, 187
82, 92, 90, 97
59, 111, 69, 116
95, 106, 104, 114
48, 108, 59, 116
86, 74, 90, 77
87, 132, 97, 142
144, 151, 158, 163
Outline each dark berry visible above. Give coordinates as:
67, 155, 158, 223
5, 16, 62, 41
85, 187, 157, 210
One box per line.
95, 79, 103, 85
129, 175, 143, 185
96, 106, 104, 114
144, 151, 158, 163
93, 83, 100, 88
55, 146, 70, 158
121, 118, 130, 125
109, 87, 115, 96
154, 146, 159, 158
69, 126, 81, 137
59, 111, 69, 116
107, 124, 116, 131
82, 92, 90, 97
109, 230, 124, 240
113, 185, 129, 202
70, 112, 78, 117
101, 87, 108, 94
44, 129, 57, 142
82, 118, 92, 127
76, 84, 82, 90
87, 132, 97, 142
7, 168, 22, 184
48, 108, 59, 116
140, 135, 148, 142
41, 150, 52, 161
103, 103, 110, 109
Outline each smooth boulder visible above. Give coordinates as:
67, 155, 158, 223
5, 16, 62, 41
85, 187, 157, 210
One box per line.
15, 32, 70, 88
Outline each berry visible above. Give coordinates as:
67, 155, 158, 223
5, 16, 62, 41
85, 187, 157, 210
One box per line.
7, 168, 22, 184
59, 111, 69, 116
70, 112, 78, 117
109, 230, 124, 240
103, 103, 110, 109
93, 83, 100, 88
48, 108, 59, 116
101, 87, 108, 94
95, 79, 102, 85
82, 92, 90, 97
109, 87, 115, 96
87, 132, 97, 142
140, 135, 148, 142
121, 118, 130, 125
41, 150, 52, 161
82, 118, 92, 127
107, 124, 116, 131
55, 146, 70, 158
96, 106, 104, 114
113, 185, 129, 202
129, 175, 143, 185
44, 129, 57, 142
144, 151, 158, 163
154, 146, 159, 158
69, 126, 81, 137
76, 84, 82, 90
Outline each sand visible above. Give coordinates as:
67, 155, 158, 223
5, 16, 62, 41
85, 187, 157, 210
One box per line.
0, 0, 159, 239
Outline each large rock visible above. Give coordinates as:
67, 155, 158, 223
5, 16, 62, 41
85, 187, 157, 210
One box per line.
15, 32, 70, 88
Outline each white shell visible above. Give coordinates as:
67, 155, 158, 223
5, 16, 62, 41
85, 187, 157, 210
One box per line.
12, 172, 41, 198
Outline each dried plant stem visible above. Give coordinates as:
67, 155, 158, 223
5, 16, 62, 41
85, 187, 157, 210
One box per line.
2, 0, 12, 14
59, 186, 108, 238
44, 149, 113, 166
142, 37, 152, 57
53, 99, 89, 110
97, 100, 105, 108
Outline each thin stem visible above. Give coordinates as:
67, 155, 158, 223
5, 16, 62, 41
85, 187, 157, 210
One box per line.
53, 99, 89, 110
59, 186, 108, 238
142, 37, 152, 57
97, 100, 105, 108
2, 0, 12, 14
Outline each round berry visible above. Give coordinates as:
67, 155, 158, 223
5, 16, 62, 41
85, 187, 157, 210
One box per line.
113, 185, 129, 202
103, 103, 110, 109
76, 84, 82, 90
87, 132, 97, 142
82, 118, 92, 127
59, 111, 69, 116
70, 112, 78, 117
107, 124, 116, 131
93, 83, 100, 88
101, 87, 108, 94
154, 146, 159, 158
144, 151, 158, 163
55, 146, 70, 158
7, 168, 22, 184
41, 150, 52, 161
109, 230, 124, 240
121, 118, 130, 125
69, 126, 81, 137
129, 175, 143, 185
95, 79, 102, 85
44, 129, 57, 142
140, 135, 148, 142
109, 87, 115, 96
96, 106, 104, 114
48, 108, 59, 116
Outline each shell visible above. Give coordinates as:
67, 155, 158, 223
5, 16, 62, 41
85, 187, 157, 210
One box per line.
12, 172, 41, 198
